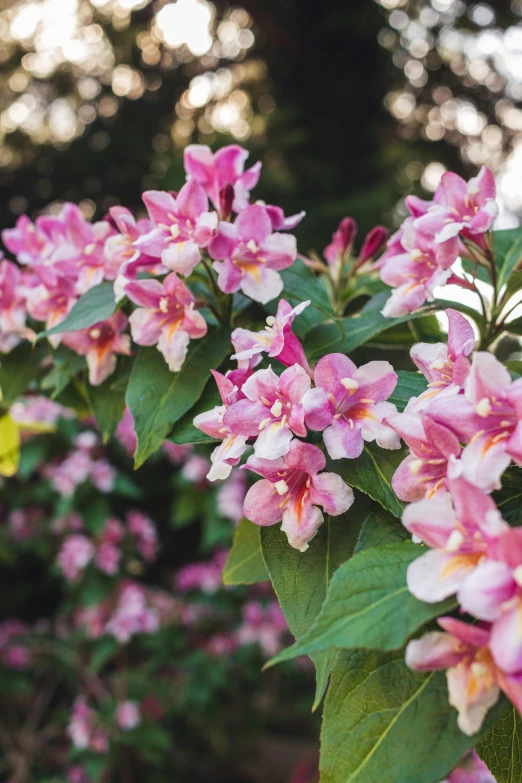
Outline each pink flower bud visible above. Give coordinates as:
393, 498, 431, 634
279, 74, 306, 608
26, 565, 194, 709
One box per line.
358, 225, 389, 265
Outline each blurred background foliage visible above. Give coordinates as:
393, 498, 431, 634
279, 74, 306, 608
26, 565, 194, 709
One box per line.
2, 0, 522, 253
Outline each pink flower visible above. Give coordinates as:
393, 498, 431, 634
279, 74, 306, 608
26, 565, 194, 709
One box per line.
261, 203, 306, 231
57, 535, 95, 581
116, 406, 137, 456
105, 582, 159, 643
127, 510, 158, 562
446, 750, 496, 783
62, 312, 131, 386
237, 600, 288, 657
408, 308, 475, 410
402, 477, 509, 604
67, 698, 93, 750
181, 454, 211, 483
429, 352, 522, 492
55, 203, 115, 294
175, 551, 226, 594
0, 260, 28, 352
135, 181, 217, 276
95, 542, 121, 575
25, 275, 77, 347
380, 217, 459, 317
208, 205, 297, 304
224, 364, 311, 460
116, 701, 141, 731
243, 440, 354, 551
90, 459, 116, 492
3, 214, 56, 265
126, 272, 207, 372
406, 617, 522, 736
324, 217, 357, 280
231, 298, 311, 373
217, 468, 246, 523
184, 143, 262, 212
388, 411, 461, 502
193, 368, 251, 481
302, 353, 400, 460
416, 166, 498, 244
105, 206, 158, 299
458, 527, 522, 675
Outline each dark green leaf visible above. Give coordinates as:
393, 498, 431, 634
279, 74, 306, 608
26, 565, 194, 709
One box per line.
261, 500, 366, 710
223, 518, 269, 585
494, 227, 522, 290
38, 282, 116, 339
86, 359, 129, 442
269, 542, 455, 663
320, 650, 506, 783
41, 347, 86, 398
335, 443, 406, 518
389, 370, 427, 412
354, 504, 409, 553
126, 328, 231, 467
0, 342, 42, 405
169, 379, 221, 446
477, 704, 522, 783
267, 258, 336, 337
494, 467, 522, 526
303, 292, 437, 359
504, 316, 522, 336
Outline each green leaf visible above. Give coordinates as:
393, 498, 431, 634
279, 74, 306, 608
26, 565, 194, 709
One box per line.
261, 501, 365, 710
41, 347, 86, 398
477, 704, 522, 783
494, 227, 522, 290
268, 542, 455, 664
223, 518, 269, 585
0, 342, 42, 405
37, 282, 116, 339
126, 328, 231, 468
303, 292, 437, 359
494, 467, 522, 526
267, 258, 336, 337
320, 650, 506, 783
169, 379, 221, 446
504, 316, 522, 336
86, 359, 129, 442
389, 370, 427, 412
354, 505, 409, 553
335, 443, 406, 518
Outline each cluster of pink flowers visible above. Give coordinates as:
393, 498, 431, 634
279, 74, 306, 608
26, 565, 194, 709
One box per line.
42, 431, 115, 497
379, 166, 498, 316
67, 697, 109, 753
377, 308, 522, 735
57, 510, 158, 583
0, 620, 30, 669
76, 580, 162, 644
194, 298, 401, 551
1, 144, 302, 382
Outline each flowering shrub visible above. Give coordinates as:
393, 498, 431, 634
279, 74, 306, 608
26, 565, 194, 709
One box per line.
1, 147, 522, 781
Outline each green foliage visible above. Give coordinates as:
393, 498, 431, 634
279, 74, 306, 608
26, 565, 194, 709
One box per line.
0, 342, 42, 407
268, 542, 456, 664
261, 505, 364, 709
335, 443, 406, 518
126, 328, 231, 467
169, 380, 222, 446
38, 282, 117, 339
477, 704, 522, 783
41, 346, 86, 398
389, 370, 427, 412
86, 358, 130, 442
494, 467, 522, 526
303, 292, 437, 358
320, 650, 506, 783
353, 504, 409, 553
494, 227, 522, 290
276, 258, 337, 335
223, 518, 269, 585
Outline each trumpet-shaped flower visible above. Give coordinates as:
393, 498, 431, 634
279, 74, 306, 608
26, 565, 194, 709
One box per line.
135, 181, 217, 277
208, 205, 297, 304
125, 273, 207, 372
406, 617, 522, 736
193, 368, 251, 481
242, 441, 354, 551
105, 207, 160, 300
408, 308, 475, 410
184, 143, 262, 212
0, 260, 28, 353
223, 364, 311, 460
231, 298, 311, 373
415, 166, 498, 244
402, 477, 509, 604
62, 312, 131, 386
429, 352, 522, 491
387, 411, 461, 501
302, 353, 400, 460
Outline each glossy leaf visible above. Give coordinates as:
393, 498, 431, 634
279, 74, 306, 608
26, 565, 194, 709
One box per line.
494, 227, 522, 290
126, 328, 231, 468
38, 282, 117, 338
320, 650, 506, 783
86, 359, 130, 442
477, 704, 522, 783
388, 370, 427, 412
268, 542, 456, 663
223, 518, 269, 585
353, 505, 409, 553
169, 380, 222, 446
335, 443, 406, 518
0, 341, 42, 406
